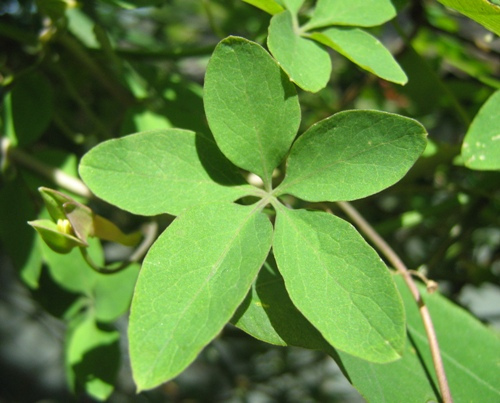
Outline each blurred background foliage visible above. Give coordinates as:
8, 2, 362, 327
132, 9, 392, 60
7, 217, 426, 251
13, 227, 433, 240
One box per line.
0, 0, 499, 401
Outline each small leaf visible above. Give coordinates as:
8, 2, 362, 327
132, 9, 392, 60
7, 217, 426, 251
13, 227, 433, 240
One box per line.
273, 207, 406, 363
267, 11, 331, 92
437, 0, 500, 36
242, 0, 284, 14
79, 129, 252, 216
276, 110, 427, 202
129, 203, 273, 391
204, 36, 300, 187
304, 0, 397, 30
28, 219, 87, 254
310, 28, 408, 85
66, 314, 120, 401
461, 89, 500, 170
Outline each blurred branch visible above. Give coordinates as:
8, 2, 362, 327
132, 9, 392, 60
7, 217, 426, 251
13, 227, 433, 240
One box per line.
1, 137, 91, 199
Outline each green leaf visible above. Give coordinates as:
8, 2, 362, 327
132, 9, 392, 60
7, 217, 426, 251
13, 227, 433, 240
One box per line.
462, 89, 500, 170
242, 0, 284, 14
267, 11, 332, 92
93, 263, 139, 323
66, 314, 120, 401
28, 218, 88, 254
310, 28, 408, 85
10, 72, 53, 146
79, 129, 252, 216
304, 0, 397, 30
273, 207, 405, 363
276, 110, 427, 202
279, 0, 305, 15
437, 0, 500, 36
232, 254, 332, 350
42, 237, 104, 295
129, 203, 273, 391
204, 36, 300, 187
273, 207, 406, 363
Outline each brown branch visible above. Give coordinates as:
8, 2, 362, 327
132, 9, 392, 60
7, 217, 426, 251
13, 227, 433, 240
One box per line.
330, 201, 453, 403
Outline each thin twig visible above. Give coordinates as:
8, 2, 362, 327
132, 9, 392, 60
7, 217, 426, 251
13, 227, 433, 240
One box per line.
1, 137, 91, 198
330, 201, 453, 403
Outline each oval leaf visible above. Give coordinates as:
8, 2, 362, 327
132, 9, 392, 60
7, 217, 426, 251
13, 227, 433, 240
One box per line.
310, 28, 407, 85
129, 203, 273, 391
437, 0, 500, 36
462, 89, 500, 170
273, 207, 406, 363
204, 36, 300, 187
79, 129, 252, 216
267, 11, 332, 92
304, 0, 397, 30
276, 110, 427, 202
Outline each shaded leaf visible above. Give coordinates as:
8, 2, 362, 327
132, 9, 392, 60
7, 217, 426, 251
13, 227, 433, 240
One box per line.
304, 0, 397, 30
129, 203, 273, 391
10, 72, 53, 146
267, 11, 331, 92
204, 36, 300, 187
66, 315, 120, 401
273, 207, 406, 363
79, 129, 252, 216
462, 89, 500, 170
276, 110, 427, 202
310, 27, 407, 85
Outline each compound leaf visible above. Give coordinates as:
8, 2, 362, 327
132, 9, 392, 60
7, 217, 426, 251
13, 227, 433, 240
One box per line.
204, 36, 300, 187
79, 129, 252, 216
129, 203, 273, 391
267, 10, 331, 92
276, 110, 427, 202
273, 207, 406, 363
462, 89, 500, 170
310, 28, 407, 85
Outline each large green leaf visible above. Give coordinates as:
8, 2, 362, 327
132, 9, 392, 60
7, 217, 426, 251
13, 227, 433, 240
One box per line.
276, 110, 427, 202
437, 0, 500, 36
273, 207, 406, 363
79, 129, 252, 216
304, 0, 397, 30
267, 11, 331, 92
129, 203, 273, 391
66, 314, 120, 401
310, 28, 407, 85
462, 89, 500, 170
204, 36, 300, 187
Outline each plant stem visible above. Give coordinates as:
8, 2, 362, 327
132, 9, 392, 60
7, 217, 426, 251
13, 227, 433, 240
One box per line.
1, 137, 91, 198
332, 201, 453, 403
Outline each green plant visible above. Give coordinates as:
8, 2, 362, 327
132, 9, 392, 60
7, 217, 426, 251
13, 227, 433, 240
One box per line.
1, 0, 500, 401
